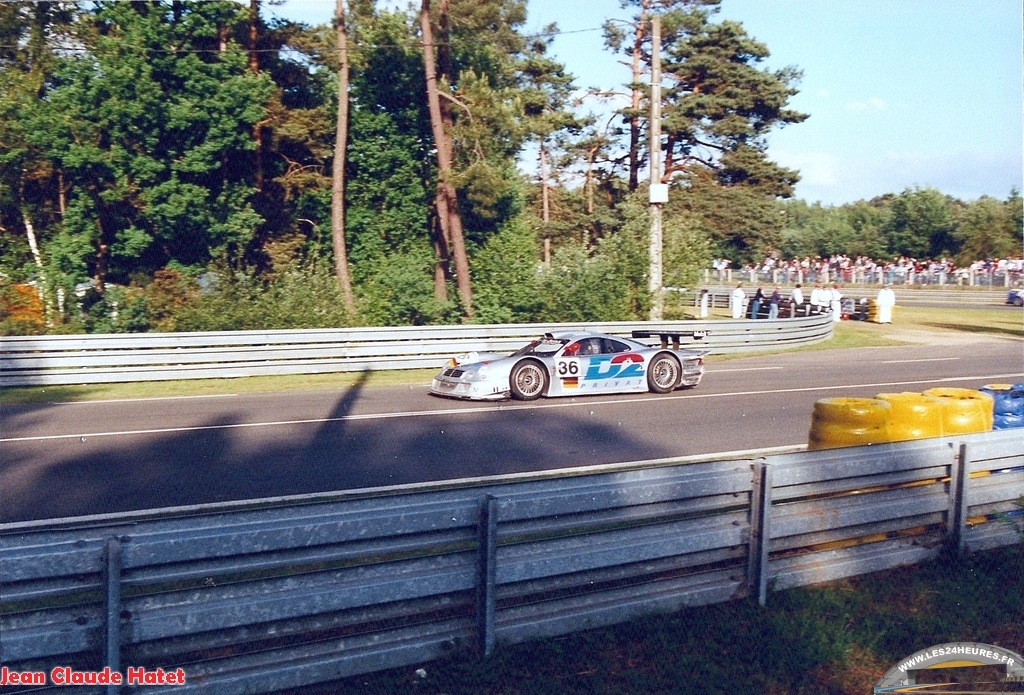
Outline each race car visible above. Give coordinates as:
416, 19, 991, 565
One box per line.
429, 330, 707, 401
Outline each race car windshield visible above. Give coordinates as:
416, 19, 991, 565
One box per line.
511, 338, 567, 357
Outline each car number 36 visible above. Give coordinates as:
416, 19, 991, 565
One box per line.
556, 358, 580, 376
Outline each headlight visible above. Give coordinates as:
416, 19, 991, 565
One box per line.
465, 364, 489, 379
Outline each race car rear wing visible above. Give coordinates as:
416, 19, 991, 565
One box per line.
631, 329, 708, 350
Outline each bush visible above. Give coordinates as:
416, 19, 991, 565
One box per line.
471, 219, 544, 324
81, 285, 149, 334
0, 282, 46, 335
355, 249, 460, 326
171, 263, 355, 331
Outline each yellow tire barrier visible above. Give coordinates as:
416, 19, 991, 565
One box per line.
875, 392, 944, 441
867, 298, 879, 322
808, 398, 891, 450
808, 389, 996, 450
922, 387, 994, 434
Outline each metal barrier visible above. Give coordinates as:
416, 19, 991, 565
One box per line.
702, 286, 1010, 308
0, 315, 834, 387
1, 429, 1021, 693
705, 267, 1021, 288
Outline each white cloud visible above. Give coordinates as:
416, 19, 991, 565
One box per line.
845, 97, 887, 112
785, 149, 1021, 205
773, 150, 841, 188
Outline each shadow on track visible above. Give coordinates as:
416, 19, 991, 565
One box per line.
1, 374, 672, 523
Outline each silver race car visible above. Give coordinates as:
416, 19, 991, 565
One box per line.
429, 330, 707, 401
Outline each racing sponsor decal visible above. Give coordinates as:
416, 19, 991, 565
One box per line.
583, 353, 644, 380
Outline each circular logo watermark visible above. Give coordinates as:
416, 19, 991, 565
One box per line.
875, 642, 1024, 693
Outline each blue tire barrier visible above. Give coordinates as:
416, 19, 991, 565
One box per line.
981, 384, 1024, 430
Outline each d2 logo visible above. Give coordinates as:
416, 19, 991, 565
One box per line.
585, 353, 644, 380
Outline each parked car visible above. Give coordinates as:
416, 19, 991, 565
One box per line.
429, 330, 707, 401
1007, 289, 1023, 307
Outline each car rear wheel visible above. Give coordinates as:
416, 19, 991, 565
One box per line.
510, 360, 548, 400
647, 354, 680, 394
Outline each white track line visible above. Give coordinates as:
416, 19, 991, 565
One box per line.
881, 357, 960, 364
4, 372, 1021, 444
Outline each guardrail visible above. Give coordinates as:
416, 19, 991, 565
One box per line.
702, 286, 1010, 308
705, 267, 1021, 288
1, 430, 1021, 694
0, 315, 834, 387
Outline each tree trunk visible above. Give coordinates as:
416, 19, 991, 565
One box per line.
21, 205, 49, 320
58, 169, 66, 217
431, 214, 450, 302
540, 141, 550, 264
249, 0, 265, 192
430, 0, 452, 304
420, 0, 473, 318
248, 0, 260, 74
331, 0, 356, 312
94, 213, 109, 294
627, 1, 650, 191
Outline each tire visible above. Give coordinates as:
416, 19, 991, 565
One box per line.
647, 353, 680, 394
509, 360, 548, 401
922, 388, 994, 434
1015, 297, 1023, 307
876, 392, 943, 441
807, 397, 892, 450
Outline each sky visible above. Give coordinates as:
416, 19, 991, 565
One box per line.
270, 0, 1023, 207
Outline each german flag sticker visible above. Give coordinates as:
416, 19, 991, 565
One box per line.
562, 377, 579, 388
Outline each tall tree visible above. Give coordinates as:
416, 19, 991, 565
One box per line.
420, 0, 472, 316
602, 0, 653, 191
24, 2, 273, 291
519, 27, 579, 263
885, 187, 955, 258
331, 0, 355, 311
0, 1, 77, 311
603, 0, 721, 190
659, 10, 805, 195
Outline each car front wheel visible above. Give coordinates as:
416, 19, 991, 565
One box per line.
647, 354, 680, 394
510, 360, 549, 400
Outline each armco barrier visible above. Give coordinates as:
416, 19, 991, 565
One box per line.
0, 315, 833, 387
1, 429, 1021, 694
702, 286, 1009, 308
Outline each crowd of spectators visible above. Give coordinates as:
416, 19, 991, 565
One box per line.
712, 255, 1023, 287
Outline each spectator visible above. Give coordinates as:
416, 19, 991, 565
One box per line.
730, 283, 746, 319
768, 286, 781, 320
790, 283, 804, 317
809, 283, 826, 315
876, 285, 895, 323
829, 284, 843, 322
749, 287, 765, 319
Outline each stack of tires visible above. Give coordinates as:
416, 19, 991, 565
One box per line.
875, 392, 944, 441
866, 298, 879, 322
808, 388, 995, 450
808, 398, 892, 450
980, 383, 1024, 430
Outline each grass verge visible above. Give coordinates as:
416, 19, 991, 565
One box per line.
312, 544, 1024, 695
3, 307, 1018, 405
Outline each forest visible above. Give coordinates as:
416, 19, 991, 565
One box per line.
1, 0, 1020, 335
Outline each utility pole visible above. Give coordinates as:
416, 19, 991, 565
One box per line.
648, 13, 666, 321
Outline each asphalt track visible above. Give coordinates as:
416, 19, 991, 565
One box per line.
2, 339, 1022, 523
